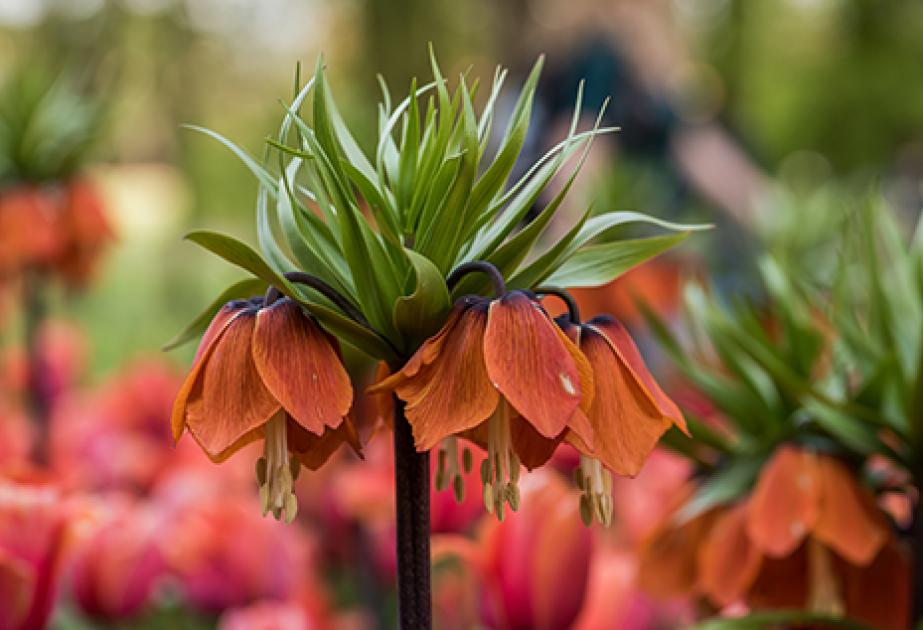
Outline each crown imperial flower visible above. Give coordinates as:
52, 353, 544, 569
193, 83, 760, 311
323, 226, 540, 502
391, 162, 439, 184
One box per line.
172, 294, 360, 522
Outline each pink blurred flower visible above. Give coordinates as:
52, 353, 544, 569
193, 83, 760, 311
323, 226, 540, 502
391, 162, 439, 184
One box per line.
0, 481, 70, 630
163, 495, 314, 613
435, 471, 594, 630
68, 498, 165, 621
2, 320, 86, 412
50, 360, 180, 493
572, 547, 692, 630
0, 402, 32, 469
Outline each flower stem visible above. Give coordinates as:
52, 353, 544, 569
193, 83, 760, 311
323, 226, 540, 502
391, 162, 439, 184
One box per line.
23, 270, 50, 465
535, 286, 581, 325
392, 395, 432, 629
447, 261, 506, 298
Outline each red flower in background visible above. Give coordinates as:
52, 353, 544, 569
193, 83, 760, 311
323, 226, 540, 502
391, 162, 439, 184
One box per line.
51, 360, 179, 493
0, 481, 70, 630
434, 471, 594, 630
68, 497, 166, 621
163, 494, 316, 614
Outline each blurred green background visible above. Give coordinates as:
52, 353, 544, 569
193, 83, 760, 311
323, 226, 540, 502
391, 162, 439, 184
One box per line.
2, 0, 921, 376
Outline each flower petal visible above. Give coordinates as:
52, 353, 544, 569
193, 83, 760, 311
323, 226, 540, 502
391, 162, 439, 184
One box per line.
484, 292, 581, 438
557, 323, 595, 450
841, 539, 910, 630
697, 502, 763, 608
577, 326, 672, 476
290, 415, 362, 470
813, 455, 889, 566
587, 316, 685, 433
185, 311, 280, 457
510, 413, 561, 470
637, 506, 717, 599
171, 303, 250, 442
368, 299, 474, 394
389, 303, 499, 451
746, 446, 820, 558
252, 298, 352, 435
746, 542, 808, 609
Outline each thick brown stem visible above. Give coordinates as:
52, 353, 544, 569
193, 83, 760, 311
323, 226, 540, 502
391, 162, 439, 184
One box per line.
23, 272, 50, 465
392, 395, 432, 629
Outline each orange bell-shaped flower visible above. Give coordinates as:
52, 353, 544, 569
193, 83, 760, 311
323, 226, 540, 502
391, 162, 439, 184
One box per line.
371, 290, 594, 519
172, 295, 359, 522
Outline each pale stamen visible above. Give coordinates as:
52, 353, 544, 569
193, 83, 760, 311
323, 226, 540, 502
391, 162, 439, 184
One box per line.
480, 402, 521, 520
807, 539, 845, 616
435, 436, 468, 502
576, 456, 613, 526
257, 411, 299, 524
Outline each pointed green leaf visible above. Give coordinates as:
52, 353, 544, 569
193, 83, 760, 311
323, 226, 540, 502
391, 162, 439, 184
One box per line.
543, 232, 689, 289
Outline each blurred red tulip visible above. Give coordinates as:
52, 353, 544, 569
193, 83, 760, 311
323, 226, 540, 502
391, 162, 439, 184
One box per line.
163, 495, 313, 613
0, 481, 70, 630
50, 360, 180, 493
573, 546, 693, 630
68, 498, 165, 621
435, 471, 594, 630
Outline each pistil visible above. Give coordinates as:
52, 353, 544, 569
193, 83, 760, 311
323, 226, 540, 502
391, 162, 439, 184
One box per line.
256, 411, 299, 523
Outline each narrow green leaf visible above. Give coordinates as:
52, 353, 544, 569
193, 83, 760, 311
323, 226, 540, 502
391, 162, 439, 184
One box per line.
543, 232, 689, 289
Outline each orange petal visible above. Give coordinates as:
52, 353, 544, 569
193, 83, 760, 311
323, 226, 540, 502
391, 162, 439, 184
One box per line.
587, 316, 686, 433
557, 323, 595, 450
813, 455, 889, 566
747, 541, 808, 609
841, 539, 910, 630
367, 299, 470, 394
483, 292, 581, 438
746, 446, 820, 558
697, 502, 763, 608
637, 507, 717, 599
252, 298, 352, 434
390, 303, 499, 451
185, 311, 280, 457
510, 413, 561, 470
577, 326, 672, 476
171, 302, 249, 442
290, 415, 362, 470
188, 424, 265, 463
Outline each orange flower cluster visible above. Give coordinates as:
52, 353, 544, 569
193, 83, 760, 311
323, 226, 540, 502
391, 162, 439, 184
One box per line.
638, 445, 909, 629
175, 284, 685, 527
0, 180, 112, 288
372, 290, 686, 525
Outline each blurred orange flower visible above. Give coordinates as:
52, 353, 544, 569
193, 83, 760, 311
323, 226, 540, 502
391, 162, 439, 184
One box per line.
638, 445, 909, 629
